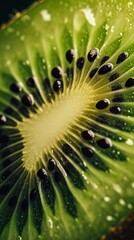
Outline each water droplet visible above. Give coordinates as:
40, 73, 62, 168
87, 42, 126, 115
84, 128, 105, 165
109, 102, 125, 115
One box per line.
25, 60, 30, 65
126, 138, 133, 146
105, 24, 109, 31
93, 183, 98, 189
6, 45, 11, 50
104, 196, 110, 202
117, 151, 120, 155
113, 184, 122, 193
82, 171, 87, 180
70, 7, 74, 12
128, 1, 133, 8
41, 10, 51, 22
106, 215, 113, 221
128, 203, 133, 209
107, 11, 112, 17
119, 199, 126, 206
111, 26, 115, 32
20, 35, 25, 41
74, 8, 96, 31
48, 217, 53, 229
6, 60, 11, 66
64, 17, 68, 23
21, 14, 31, 22
8, 27, 14, 33
17, 236, 22, 240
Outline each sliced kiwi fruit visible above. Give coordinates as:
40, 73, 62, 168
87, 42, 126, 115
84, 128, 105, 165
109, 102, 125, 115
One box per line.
0, 0, 134, 239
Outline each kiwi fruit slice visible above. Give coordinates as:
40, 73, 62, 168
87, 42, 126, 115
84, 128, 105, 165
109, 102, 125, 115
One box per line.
0, 0, 134, 239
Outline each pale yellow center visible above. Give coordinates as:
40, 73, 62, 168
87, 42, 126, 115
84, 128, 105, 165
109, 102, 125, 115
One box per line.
18, 83, 93, 172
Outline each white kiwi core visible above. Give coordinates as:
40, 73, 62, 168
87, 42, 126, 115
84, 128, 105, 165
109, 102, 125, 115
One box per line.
18, 82, 93, 172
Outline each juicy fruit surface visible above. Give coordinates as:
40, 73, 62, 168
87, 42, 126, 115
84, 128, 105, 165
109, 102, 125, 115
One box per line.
0, 0, 134, 239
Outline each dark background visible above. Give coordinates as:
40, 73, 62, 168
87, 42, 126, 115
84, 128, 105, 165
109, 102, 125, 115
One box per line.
0, 0, 37, 25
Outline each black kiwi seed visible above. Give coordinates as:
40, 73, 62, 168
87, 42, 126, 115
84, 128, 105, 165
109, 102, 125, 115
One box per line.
48, 159, 56, 171
19, 106, 30, 118
125, 77, 134, 87
53, 170, 62, 183
10, 82, 23, 93
112, 96, 124, 102
0, 184, 10, 194
96, 99, 110, 110
26, 77, 36, 88
8, 196, 17, 208
21, 199, 28, 211
4, 108, 22, 121
4, 107, 14, 115
109, 72, 120, 82
81, 130, 94, 140
1, 149, 11, 158
87, 48, 99, 62
2, 170, 11, 180
111, 84, 122, 91
76, 57, 85, 70
10, 97, 20, 107
0, 134, 9, 143
2, 159, 12, 167
89, 68, 98, 79
116, 52, 128, 64
53, 80, 63, 93
97, 138, 112, 149
42, 178, 51, 189
81, 147, 94, 158
30, 188, 38, 201
100, 56, 110, 65
110, 105, 121, 114
66, 49, 75, 63
21, 94, 34, 107
0, 114, 7, 124
43, 77, 51, 88
51, 66, 63, 78
66, 67, 74, 78
62, 143, 72, 154
37, 168, 48, 181
98, 63, 113, 75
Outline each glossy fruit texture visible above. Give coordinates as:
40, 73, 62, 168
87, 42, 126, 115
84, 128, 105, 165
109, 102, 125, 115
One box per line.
0, 1, 134, 240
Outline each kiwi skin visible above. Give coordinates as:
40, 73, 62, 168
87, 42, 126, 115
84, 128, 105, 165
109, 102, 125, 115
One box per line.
0, 0, 42, 28
0, 0, 134, 240
102, 211, 134, 240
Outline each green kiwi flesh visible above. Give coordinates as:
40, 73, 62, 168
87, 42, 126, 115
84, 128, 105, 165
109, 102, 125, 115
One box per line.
0, 0, 134, 239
